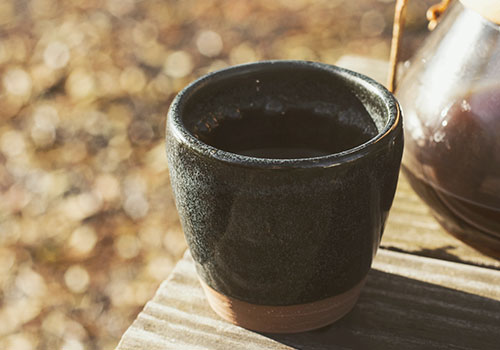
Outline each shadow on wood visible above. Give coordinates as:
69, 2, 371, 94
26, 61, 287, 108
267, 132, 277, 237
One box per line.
262, 269, 500, 350
380, 244, 478, 269
117, 250, 500, 350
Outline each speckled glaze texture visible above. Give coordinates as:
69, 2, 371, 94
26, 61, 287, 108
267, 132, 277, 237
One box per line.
166, 61, 403, 306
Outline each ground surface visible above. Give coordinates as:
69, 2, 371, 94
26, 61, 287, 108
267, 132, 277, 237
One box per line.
0, 0, 435, 349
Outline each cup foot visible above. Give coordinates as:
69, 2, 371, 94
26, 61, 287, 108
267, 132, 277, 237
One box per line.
199, 278, 366, 334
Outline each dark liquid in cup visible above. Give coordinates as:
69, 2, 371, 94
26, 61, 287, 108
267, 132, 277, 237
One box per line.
198, 107, 378, 159
403, 86, 500, 257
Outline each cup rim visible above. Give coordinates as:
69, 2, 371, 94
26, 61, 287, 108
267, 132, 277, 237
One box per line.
167, 60, 401, 169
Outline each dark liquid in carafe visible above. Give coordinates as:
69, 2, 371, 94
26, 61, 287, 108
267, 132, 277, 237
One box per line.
403, 167, 500, 257
403, 86, 500, 257
199, 107, 378, 159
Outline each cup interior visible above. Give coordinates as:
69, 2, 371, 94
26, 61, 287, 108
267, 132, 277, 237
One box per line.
171, 61, 398, 163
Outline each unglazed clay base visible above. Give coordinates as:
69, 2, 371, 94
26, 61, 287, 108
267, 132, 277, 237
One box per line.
199, 278, 366, 334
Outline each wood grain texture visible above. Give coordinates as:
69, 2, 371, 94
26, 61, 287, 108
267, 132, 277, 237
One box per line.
117, 249, 500, 350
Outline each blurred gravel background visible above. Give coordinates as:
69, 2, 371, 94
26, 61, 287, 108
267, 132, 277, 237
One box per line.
0, 0, 435, 349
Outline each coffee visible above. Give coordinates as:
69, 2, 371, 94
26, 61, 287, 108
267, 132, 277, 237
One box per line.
195, 107, 378, 159
403, 85, 500, 256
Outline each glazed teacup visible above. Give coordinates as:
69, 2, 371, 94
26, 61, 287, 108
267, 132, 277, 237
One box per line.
166, 61, 403, 333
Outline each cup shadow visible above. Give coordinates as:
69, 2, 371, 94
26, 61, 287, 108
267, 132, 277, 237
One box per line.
261, 269, 500, 350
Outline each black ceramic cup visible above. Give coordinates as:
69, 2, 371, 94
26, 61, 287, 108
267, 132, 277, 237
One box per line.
166, 61, 403, 333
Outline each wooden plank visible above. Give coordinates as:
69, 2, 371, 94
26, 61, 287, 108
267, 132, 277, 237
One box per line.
337, 55, 500, 269
117, 249, 500, 350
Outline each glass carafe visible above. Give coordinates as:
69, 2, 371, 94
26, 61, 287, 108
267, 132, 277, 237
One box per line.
396, 1, 500, 258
